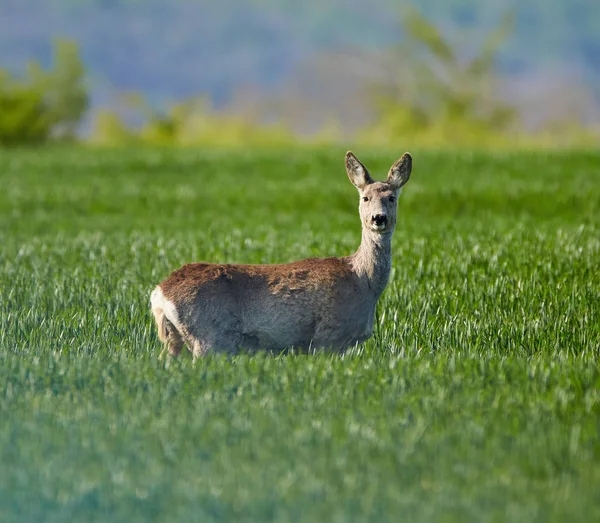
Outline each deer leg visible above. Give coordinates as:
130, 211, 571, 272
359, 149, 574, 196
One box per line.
157, 316, 185, 359
189, 330, 244, 358
166, 326, 184, 357
187, 313, 242, 357
191, 338, 209, 360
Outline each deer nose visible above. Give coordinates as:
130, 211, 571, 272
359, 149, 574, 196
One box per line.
372, 214, 387, 226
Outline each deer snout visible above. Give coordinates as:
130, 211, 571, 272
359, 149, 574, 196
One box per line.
372, 214, 387, 226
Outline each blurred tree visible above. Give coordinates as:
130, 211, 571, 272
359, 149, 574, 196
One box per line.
28, 39, 89, 141
363, 9, 518, 146
0, 39, 88, 146
0, 71, 51, 146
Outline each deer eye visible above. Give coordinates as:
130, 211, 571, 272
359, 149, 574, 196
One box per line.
362, 196, 369, 202
389, 196, 396, 203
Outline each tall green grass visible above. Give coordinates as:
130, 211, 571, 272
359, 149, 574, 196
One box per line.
0, 147, 599, 522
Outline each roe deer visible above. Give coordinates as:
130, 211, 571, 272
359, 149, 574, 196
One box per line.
151, 151, 413, 357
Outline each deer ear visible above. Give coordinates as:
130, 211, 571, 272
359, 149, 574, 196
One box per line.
345, 151, 374, 189
387, 152, 412, 189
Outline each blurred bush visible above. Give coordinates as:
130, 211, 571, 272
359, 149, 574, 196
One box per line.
0, 72, 49, 146
360, 10, 517, 147
0, 40, 88, 146
91, 94, 299, 147
360, 9, 599, 148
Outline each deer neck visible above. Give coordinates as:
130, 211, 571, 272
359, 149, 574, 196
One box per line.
350, 228, 393, 297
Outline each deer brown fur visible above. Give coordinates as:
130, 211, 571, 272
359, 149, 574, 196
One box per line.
151, 151, 413, 357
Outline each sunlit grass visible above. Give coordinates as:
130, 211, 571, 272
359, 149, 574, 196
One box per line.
0, 147, 599, 522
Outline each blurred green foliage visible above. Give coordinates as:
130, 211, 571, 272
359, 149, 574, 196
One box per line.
366, 10, 516, 144
0, 73, 49, 146
0, 13, 598, 148
91, 95, 297, 147
87, 9, 598, 149
0, 39, 88, 146
360, 9, 597, 148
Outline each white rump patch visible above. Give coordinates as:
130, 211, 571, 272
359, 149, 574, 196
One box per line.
150, 286, 183, 333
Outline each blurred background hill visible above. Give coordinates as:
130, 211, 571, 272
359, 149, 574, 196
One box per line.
1, 0, 599, 146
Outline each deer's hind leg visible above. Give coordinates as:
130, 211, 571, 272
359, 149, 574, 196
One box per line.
152, 288, 186, 358
152, 306, 184, 358
185, 302, 244, 357
164, 317, 184, 357
190, 338, 209, 360
187, 331, 242, 359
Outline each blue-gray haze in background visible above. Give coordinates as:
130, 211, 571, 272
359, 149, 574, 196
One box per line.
1, 0, 599, 111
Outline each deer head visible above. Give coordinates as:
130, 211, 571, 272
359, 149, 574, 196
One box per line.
345, 151, 412, 235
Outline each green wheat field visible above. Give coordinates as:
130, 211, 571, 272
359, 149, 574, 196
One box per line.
0, 147, 599, 522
